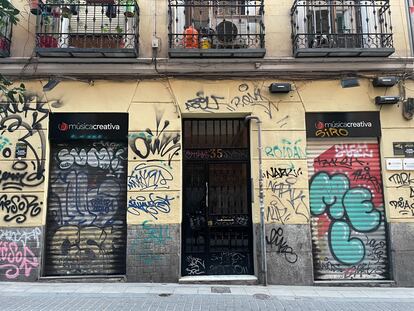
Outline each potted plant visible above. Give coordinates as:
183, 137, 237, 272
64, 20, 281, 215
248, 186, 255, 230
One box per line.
30, 0, 43, 15
124, 0, 135, 17
38, 14, 58, 48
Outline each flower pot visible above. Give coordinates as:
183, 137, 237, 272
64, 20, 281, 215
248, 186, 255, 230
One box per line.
30, 0, 42, 15
51, 6, 61, 18
70, 5, 79, 15
39, 35, 58, 48
106, 4, 117, 18
124, 0, 135, 17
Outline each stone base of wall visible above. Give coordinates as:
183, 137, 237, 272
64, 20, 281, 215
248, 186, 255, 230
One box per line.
263, 223, 313, 285
389, 222, 414, 287
126, 223, 180, 282
0, 226, 42, 282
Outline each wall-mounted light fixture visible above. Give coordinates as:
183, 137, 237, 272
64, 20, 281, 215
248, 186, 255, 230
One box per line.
269, 83, 291, 93
372, 77, 398, 87
375, 96, 400, 105
403, 98, 414, 120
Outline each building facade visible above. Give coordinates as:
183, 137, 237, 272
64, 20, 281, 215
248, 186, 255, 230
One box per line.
1, 0, 414, 286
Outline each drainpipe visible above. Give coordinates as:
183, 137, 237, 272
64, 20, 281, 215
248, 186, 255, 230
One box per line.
244, 115, 267, 286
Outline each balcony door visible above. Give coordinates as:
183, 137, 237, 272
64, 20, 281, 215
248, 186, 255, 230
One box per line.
182, 119, 253, 276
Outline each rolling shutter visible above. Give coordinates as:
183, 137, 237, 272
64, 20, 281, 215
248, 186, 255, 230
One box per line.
44, 141, 127, 276
307, 139, 389, 280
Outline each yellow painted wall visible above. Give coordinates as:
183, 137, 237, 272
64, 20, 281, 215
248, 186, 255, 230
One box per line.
1, 77, 414, 229
9, 0, 413, 58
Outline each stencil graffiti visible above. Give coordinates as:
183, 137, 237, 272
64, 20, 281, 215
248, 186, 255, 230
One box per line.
127, 162, 173, 191
309, 143, 388, 280
0, 227, 41, 280
129, 113, 180, 166
0, 194, 42, 224
127, 193, 175, 220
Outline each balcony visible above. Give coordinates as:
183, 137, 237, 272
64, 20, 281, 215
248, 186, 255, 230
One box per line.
168, 0, 265, 58
291, 0, 395, 57
0, 7, 13, 57
34, 0, 139, 58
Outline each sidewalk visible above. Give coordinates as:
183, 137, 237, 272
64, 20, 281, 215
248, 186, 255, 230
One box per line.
1, 282, 413, 311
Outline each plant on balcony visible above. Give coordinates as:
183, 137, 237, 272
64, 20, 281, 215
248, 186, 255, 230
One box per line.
38, 14, 58, 48
30, 0, 43, 15
0, 0, 26, 102
86, 0, 115, 5
124, 0, 135, 17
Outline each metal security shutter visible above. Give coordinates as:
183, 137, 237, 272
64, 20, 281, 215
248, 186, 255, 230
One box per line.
44, 141, 127, 276
307, 139, 389, 280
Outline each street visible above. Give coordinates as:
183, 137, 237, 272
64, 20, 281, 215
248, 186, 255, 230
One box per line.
0, 282, 413, 311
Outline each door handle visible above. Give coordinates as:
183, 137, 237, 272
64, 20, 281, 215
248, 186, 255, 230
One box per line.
206, 181, 208, 209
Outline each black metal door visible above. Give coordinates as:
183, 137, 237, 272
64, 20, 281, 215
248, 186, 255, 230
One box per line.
182, 119, 253, 276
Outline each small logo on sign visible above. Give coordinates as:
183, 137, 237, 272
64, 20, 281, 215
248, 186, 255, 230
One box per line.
58, 122, 69, 131
315, 121, 325, 130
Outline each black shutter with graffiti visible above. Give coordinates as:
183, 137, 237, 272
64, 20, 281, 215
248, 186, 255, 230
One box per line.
44, 141, 127, 276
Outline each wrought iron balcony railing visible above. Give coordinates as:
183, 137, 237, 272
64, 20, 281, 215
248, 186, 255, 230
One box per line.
291, 0, 395, 57
34, 0, 139, 57
168, 0, 265, 58
0, 7, 13, 57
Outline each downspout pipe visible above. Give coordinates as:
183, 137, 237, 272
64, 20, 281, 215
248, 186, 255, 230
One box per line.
244, 115, 267, 286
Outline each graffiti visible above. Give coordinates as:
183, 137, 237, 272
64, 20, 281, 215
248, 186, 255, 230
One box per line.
185, 256, 206, 275
365, 236, 386, 264
52, 225, 123, 275
0, 227, 41, 247
185, 91, 225, 113
276, 115, 289, 128
351, 167, 382, 193
0, 103, 48, 191
317, 258, 384, 279
266, 227, 298, 264
263, 166, 303, 180
229, 83, 278, 119
128, 193, 175, 220
0, 194, 42, 224
128, 162, 173, 191
142, 220, 171, 245
129, 115, 180, 165
389, 197, 414, 216
310, 172, 381, 265
211, 215, 248, 226
335, 144, 373, 158
46, 142, 127, 276
0, 241, 39, 279
314, 156, 367, 170
265, 139, 305, 159
0, 136, 11, 151
266, 180, 309, 224
209, 252, 249, 275
56, 147, 126, 172
388, 172, 414, 188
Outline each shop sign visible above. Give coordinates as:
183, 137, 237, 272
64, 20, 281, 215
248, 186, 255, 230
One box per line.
306, 112, 381, 138
49, 113, 128, 142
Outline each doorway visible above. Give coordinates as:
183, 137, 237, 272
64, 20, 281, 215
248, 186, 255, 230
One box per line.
182, 119, 253, 276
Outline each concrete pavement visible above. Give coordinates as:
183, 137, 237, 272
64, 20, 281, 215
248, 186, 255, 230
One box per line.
0, 282, 414, 310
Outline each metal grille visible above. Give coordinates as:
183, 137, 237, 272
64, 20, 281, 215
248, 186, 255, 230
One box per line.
307, 139, 389, 280
182, 119, 253, 276
291, 0, 394, 57
0, 6, 13, 57
35, 1, 139, 57
168, 0, 265, 56
44, 141, 127, 276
